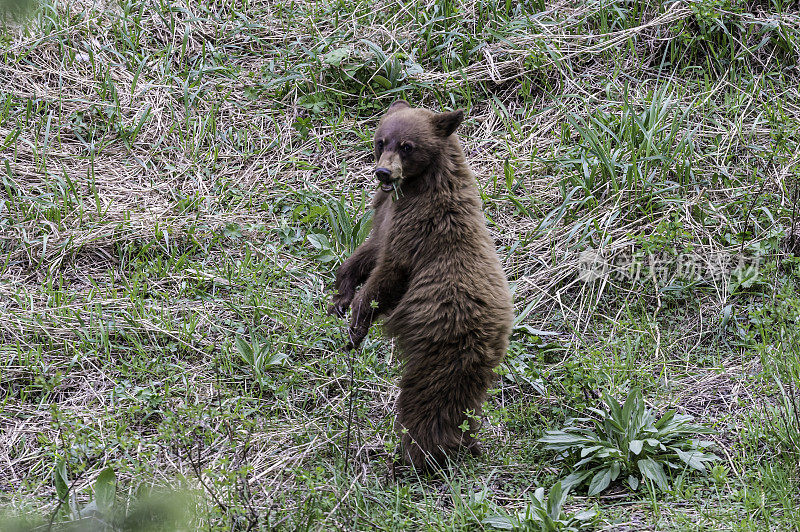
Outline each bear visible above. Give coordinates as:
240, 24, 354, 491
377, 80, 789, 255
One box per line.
328, 100, 513, 470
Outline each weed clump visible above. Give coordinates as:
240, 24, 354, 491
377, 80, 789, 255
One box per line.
541, 388, 718, 496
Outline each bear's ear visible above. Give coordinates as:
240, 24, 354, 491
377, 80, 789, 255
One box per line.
431, 109, 464, 137
386, 100, 411, 115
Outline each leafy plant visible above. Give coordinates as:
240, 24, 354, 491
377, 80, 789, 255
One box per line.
559, 84, 695, 219
53, 458, 71, 521
540, 388, 718, 495
31, 464, 195, 529
51, 462, 117, 523
306, 196, 373, 264
325, 196, 373, 257
235, 335, 289, 387
483, 482, 597, 531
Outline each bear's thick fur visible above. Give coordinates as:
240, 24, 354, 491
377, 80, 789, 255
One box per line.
329, 100, 512, 469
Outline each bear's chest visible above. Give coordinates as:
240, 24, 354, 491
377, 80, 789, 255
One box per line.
381, 198, 465, 256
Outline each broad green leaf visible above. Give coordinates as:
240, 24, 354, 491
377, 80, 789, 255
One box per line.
587, 407, 608, 418
610, 461, 621, 481
629, 440, 644, 455
77, 500, 98, 518
603, 416, 625, 433
373, 75, 391, 89
588, 467, 612, 496
483, 515, 514, 530
404, 58, 424, 76
627, 475, 639, 490
539, 431, 589, 446
263, 352, 289, 368
323, 46, 352, 66
574, 509, 598, 521
325, 204, 344, 244
547, 481, 567, 520
638, 458, 669, 491
621, 388, 640, 425
235, 336, 253, 363
676, 449, 717, 471
243, 86, 259, 100
353, 211, 373, 249
596, 447, 622, 459
580, 445, 602, 457
314, 251, 337, 263
561, 470, 592, 491
223, 222, 242, 239
307, 233, 330, 250
54, 458, 69, 501
94, 467, 116, 513
605, 393, 623, 422
654, 409, 676, 429
540, 514, 557, 530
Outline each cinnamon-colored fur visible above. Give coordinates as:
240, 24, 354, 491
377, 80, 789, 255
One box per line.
328, 100, 512, 470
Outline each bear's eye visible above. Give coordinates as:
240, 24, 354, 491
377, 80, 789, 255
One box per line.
376, 140, 384, 150
401, 143, 412, 153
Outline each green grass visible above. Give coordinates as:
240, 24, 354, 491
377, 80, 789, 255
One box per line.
1, 0, 800, 529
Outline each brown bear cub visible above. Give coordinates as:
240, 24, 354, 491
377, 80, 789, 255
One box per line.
328, 100, 513, 470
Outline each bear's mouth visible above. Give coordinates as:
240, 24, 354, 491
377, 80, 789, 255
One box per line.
380, 181, 398, 193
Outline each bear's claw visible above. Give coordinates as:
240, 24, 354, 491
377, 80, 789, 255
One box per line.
327, 295, 352, 318
327, 303, 345, 318
346, 325, 367, 350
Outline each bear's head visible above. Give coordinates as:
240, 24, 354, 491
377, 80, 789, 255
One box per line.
373, 100, 464, 193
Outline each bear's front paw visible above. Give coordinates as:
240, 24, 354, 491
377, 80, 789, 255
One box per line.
345, 324, 368, 350
327, 301, 346, 318
327, 293, 353, 318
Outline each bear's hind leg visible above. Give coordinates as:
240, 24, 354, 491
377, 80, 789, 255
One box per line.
396, 352, 495, 470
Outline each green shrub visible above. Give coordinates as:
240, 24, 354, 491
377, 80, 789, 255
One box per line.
483, 482, 597, 531
540, 388, 718, 495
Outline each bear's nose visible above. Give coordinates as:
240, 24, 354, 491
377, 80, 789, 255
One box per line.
374, 167, 392, 182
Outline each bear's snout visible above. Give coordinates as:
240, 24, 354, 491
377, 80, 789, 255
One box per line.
374, 167, 392, 182
374, 167, 396, 192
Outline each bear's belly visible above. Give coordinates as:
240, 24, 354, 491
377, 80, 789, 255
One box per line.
385, 273, 508, 346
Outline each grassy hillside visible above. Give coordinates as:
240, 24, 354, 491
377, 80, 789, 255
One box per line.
1, 0, 799, 529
